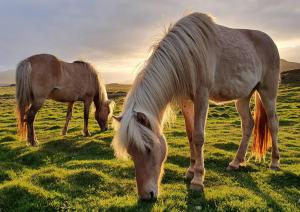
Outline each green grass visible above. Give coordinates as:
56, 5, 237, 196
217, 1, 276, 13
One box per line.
0, 84, 299, 211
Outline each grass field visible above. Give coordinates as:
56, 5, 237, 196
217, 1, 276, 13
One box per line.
0, 83, 299, 211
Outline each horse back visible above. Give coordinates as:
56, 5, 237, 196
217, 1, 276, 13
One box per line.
50, 61, 99, 102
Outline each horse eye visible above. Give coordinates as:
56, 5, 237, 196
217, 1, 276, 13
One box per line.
146, 147, 151, 154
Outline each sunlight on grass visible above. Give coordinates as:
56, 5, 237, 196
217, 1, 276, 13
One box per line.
0, 84, 299, 210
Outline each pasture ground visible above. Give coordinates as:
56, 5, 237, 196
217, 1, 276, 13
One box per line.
0, 84, 299, 211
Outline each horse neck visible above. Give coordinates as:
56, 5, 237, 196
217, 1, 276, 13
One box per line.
127, 69, 179, 124
94, 80, 107, 111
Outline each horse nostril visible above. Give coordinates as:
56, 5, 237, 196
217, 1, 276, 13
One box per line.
101, 126, 107, 132
150, 191, 154, 199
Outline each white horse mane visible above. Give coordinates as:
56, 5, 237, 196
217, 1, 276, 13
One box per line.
112, 12, 217, 158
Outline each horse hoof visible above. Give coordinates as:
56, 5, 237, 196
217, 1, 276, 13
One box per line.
226, 164, 239, 171
61, 131, 67, 136
269, 165, 280, 171
190, 183, 204, 192
27, 141, 39, 147
83, 131, 91, 137
184, 170, 194, 180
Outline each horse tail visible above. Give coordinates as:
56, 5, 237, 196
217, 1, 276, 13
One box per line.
251, 92, 272, 160
16, 59, 32, 139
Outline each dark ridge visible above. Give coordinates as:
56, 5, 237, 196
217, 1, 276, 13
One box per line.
281, 69, 300, 85
73, 60, 88, 65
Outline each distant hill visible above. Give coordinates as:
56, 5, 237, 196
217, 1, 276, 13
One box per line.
280, 59, 300, 73
0, 69, 133, 86
0, 69, 15, 86
100, 72, 134, 84
281, 69, 300, 85
1, 59, 300, 86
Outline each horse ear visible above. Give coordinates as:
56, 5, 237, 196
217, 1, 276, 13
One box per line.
136, 112, 151, 129
112, 115, 122, 122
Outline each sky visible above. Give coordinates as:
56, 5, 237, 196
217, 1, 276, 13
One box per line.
0, 0, 299, 83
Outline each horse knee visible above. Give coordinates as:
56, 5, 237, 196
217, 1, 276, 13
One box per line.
249, 117, 254, 130
267, 114, 278, 133
194, 166, 205, 175
193, 133, 204, 149
243, 116, 254, 132
26, 110, 35, 123
67, 114, 72, 120
187, 133, 193, 143
245, 117, 254, 137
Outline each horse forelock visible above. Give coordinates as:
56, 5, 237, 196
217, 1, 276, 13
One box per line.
113, 12, 217, 158
112, 103, 162, 159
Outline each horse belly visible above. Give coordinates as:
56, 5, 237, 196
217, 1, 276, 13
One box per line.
209, 81, 254, 103
209, 67, 260, 103
48, 87, 82, 102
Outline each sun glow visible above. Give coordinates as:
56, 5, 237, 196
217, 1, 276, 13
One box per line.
78, 36, 300, 84
93, 57, 145, 74
276, 38, 300, 49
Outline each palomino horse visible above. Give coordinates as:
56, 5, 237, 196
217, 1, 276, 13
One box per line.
16, 54, 114, 146
112, 13, 280, 200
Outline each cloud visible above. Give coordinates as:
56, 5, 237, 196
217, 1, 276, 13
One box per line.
280, 45, 300, 62
0, 0, 299, 77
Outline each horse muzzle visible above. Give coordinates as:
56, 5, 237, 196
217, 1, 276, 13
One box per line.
101, 126, 108, 132
139, 189, 158, 201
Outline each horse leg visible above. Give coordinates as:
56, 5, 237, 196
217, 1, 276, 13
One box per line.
190, 89, 209, 191
181, 100, 195, 180
227, 97, 254, 170
26, 99, 44, 146
62, 102, 74, 135
257, 89, 280, 170
83, 99, 92, 136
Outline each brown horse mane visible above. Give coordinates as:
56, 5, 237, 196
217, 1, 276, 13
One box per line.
73, 60, 108, 107
73, 60, 88, 64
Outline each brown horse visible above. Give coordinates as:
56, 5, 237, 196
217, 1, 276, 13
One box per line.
16, 54, 114, 146
112, 13, 280, 200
